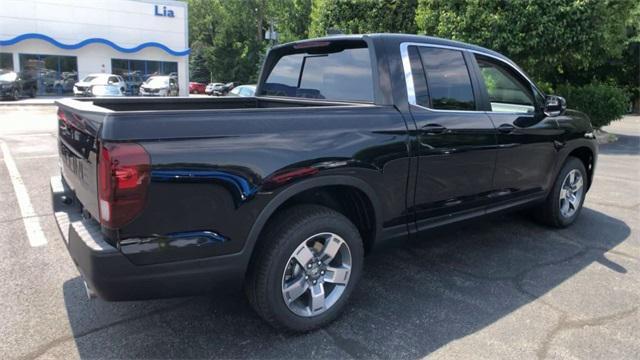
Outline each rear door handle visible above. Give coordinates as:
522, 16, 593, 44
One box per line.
497, 123, 516, 133
421, 123, 447, 135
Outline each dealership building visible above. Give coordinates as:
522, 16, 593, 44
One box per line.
0, 0, 190, 96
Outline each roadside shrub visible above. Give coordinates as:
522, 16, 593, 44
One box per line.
556, 83, 628, 129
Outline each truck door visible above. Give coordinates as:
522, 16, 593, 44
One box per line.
473, 54, 561, 203
402, 44, 498, 231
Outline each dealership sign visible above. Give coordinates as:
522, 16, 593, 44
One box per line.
154, 5, 175, 17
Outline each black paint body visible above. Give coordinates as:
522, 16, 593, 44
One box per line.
54, 34, 597, 300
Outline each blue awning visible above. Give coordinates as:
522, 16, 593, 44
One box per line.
0, 33, 190, 57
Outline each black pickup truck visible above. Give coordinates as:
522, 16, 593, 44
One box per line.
52, 34, 597, 331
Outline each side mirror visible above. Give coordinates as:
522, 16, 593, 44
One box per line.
544, 95, 567, 117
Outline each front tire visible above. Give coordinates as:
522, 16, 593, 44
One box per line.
535, 156, 587, 227
245, 204, 364, 332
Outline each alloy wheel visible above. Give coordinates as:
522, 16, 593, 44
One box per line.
281, 232, 352, 317
559, 169, 584, 218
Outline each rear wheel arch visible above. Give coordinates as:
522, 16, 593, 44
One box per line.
242, 176, 382, 274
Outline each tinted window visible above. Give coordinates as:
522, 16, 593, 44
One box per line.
0, 53, 13, 70
476, 56, 534, 113
417, 47, 475, 110
262, 45, 373, 102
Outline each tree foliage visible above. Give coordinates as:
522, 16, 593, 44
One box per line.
188, 0, 639, 115
187, 0, 312, 83
309, 0, 417, 36
414, 0, 637, 86
556, 83, 629, 128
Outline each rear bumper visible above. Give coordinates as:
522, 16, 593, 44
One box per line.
51, 176, 246, 301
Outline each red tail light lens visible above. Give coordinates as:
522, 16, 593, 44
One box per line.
98, 142, 150, 229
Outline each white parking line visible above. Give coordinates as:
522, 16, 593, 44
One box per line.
0, 140, 47, 247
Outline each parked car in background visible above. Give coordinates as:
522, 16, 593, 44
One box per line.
211, 83, 226, 96
212, 81, 239, 96
139, 75, 179, 96
86, 84, 124, 97
228, 84, 256, 97
205, 82, 222, 95
189, 82, 206, 94
74, 74, 126, 96
54, 71, 78, 94
0, 70, 37, 100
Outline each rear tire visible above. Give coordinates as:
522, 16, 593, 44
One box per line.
245, 204, 363, 332
534, 157, 587, 228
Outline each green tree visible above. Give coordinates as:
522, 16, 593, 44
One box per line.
269, 0, 313, 43
188, 0, 313, 83
309, 0, 417, 37
415, 0, 637, 87
188, 46, 210, 83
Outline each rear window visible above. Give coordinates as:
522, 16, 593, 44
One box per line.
261, 44, 373, 102
412, 47, 476, 111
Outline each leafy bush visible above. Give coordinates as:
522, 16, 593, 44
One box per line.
555, 83, 629, 129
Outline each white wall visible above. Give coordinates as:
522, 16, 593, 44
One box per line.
0, 0, 189, 95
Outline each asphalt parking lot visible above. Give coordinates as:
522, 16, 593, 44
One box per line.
0, 105, 638, 359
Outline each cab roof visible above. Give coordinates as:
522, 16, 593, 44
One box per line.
275, 33, 513, 66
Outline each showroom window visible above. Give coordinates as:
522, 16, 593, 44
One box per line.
111, 59, 178, 95
19, 54, 78, 95
0, 53, 13, 71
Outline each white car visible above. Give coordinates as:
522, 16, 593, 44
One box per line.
139, 76, 179, 96
205, 82, 223, 95
73, 74, 126, 96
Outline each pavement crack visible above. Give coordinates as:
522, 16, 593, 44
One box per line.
536, 307, 638, 359
17, 298, 195, 360
0, 213, 54, 225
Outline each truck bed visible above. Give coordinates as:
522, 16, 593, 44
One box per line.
59, 96, 366, 112
54, 95, 394, 248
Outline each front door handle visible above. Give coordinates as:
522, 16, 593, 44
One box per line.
421, 123, 447, 135
497, 123, 516, 133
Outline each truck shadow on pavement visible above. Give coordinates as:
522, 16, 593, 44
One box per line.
61, 206, 631, 359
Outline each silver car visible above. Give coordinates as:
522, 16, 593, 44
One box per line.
139, 76, 179, 96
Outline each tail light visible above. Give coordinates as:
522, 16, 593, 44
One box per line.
98, 142, 150, 229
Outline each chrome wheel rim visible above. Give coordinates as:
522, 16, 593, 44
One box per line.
281, 232, 352, 317
559, 169, 584, 218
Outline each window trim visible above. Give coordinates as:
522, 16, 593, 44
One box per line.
400, 42, 543, 114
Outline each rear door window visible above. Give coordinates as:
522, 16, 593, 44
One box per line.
413, 47, 476, 111
261, 44, 373, 102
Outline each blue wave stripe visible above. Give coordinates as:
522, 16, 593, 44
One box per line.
0, 33, 190, 56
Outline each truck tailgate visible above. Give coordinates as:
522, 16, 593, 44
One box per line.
57, 106, 102, 220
